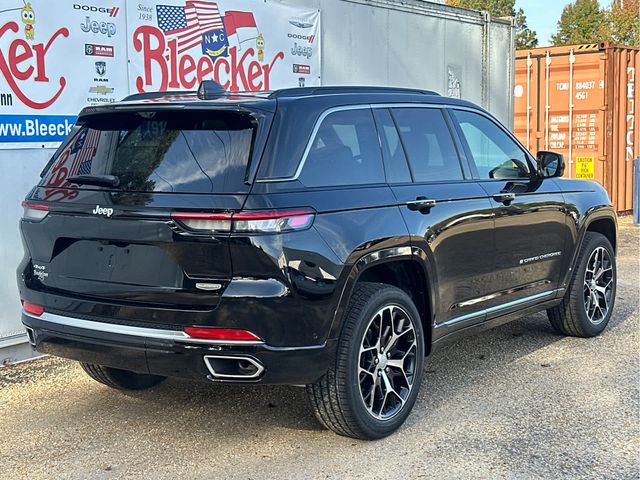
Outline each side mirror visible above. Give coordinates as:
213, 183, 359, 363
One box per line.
536, 151, 565, 178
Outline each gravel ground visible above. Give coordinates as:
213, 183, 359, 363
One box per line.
1, 218, 638, 480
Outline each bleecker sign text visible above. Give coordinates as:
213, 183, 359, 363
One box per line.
133, 25, 284, 92
0, 22, 69, 110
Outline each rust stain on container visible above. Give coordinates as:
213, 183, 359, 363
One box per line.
514, 42, 639, 212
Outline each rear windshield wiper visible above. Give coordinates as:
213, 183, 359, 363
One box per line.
67, 174, 120, 188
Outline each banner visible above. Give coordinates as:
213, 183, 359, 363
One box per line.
128, 0, 320, 94
0, 1, 321, 148
0, 1, 128, 148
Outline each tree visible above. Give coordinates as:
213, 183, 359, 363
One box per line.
446, 0, 538, 49
514, 8, 538, 48
551, 0, 606, 46
446, 0, 513, 15
602, 0, 639, 45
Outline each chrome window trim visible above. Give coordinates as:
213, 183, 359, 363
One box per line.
255, 104, 372, 183
256, 102, 451, 184
255, 101, 531, 185
23, 311, 265, 346
371, 103, 449, 109
446, 105, 537, 169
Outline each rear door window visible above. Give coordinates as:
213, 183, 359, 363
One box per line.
40, 111, 256, 194
373, 109, 412, 183
299, 108, 385, 187
391, 108, 464, 182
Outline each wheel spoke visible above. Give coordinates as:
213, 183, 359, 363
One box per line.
359, 366, 375, 378
359, 345, 378, 355
595, 280, 612, 295
382, 371, 404, 405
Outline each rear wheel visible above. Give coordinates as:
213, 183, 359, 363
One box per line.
80, 363, 166, 390
307, 282, 425, 439
547, 232, 616, 337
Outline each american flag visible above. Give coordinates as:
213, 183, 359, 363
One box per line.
157, 1, 224, 54
68, 128, 101, 178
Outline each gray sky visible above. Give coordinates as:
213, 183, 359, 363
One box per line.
515, 0, 612, 46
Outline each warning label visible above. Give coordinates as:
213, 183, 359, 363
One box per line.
575, 156, 595, 179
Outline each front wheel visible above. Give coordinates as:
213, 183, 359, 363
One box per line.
547, 232, 617, 337
306, 282, 425, 440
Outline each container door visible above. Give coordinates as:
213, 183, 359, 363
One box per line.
514, 47, 614, 201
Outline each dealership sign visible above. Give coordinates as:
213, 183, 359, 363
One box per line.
0, 1, 128, 147
0, 0, 321, 148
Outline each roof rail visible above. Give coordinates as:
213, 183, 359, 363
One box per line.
269, 86, 440, 98
122, 90, 194, 101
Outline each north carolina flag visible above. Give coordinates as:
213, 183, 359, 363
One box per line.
223, 11, 259, 47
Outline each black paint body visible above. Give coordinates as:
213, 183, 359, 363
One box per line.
17, 89, 617, 384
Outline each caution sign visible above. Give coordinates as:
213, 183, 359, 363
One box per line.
575, 156, 595, 179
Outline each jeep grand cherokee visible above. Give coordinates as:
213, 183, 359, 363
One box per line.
18, 83, 617, 439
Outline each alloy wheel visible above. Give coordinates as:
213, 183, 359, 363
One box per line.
583, 246, 614, 325
358, 305, 418, 420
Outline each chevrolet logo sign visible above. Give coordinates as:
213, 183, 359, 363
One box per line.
89, 85, 114, 95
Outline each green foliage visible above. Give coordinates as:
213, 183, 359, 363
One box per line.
551, 0, 639, 46
446, 0, 513, 16
602, 0, 639, 46
514, 8, 538, 48
446, 0, 538, 49
551, 0, 606, 45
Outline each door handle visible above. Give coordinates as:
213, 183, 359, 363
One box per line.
492, 193, 516, 205
406, 197, 437, 211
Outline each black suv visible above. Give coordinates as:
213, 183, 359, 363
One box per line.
18, 83, 617, 439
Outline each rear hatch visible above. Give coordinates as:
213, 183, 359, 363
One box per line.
21, 106, 270, 310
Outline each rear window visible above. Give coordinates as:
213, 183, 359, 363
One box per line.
298, 108, 384, 187
40, 111, 256, 194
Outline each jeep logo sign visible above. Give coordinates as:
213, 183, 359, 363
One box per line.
80, 17, 117, 37
92, 205, 114, 217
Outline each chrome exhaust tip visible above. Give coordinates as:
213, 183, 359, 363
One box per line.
25, 326, 36, 347
203, 355, 264, 380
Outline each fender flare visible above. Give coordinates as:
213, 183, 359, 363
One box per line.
326, 245, 437, 341
562, 205, 617, 289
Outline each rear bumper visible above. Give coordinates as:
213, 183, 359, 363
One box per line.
22, 311, 336, 385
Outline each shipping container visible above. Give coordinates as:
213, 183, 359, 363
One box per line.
514, 42, 639, 212
296, 0, 516, 127
0, 0, 515, 362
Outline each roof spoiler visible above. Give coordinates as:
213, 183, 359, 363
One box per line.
122, 90, 194, 101
121, 81, 227, 102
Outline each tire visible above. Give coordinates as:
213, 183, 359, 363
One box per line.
547, 232, 617, 337
80, 363, 166, 390
306, 282, 425, 440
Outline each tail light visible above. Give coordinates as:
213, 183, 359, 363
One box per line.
22, 301, 45, 317
171, 208, 315, 234
183, 326, 262, 343
22, 201, 49, 221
